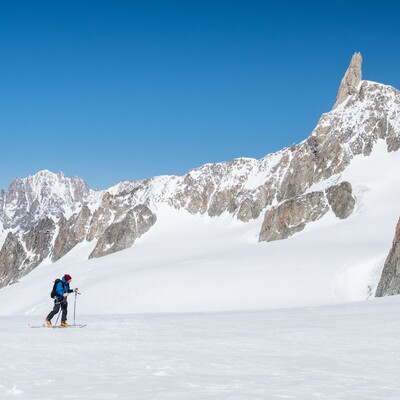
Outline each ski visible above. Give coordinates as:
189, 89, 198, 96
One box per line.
30, 324, 87, 329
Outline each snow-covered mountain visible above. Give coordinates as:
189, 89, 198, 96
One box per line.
0, 169, 103, 233
0, 52, 399, 304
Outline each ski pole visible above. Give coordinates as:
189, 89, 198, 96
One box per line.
73, 291, 82, 326
73, 292, 77, 325
54, 300, 62, 326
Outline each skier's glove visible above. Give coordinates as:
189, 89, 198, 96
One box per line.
64, 293, 69, 297
74, 288, 79, 293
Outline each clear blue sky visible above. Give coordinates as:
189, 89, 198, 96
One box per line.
1, 0, 399, 190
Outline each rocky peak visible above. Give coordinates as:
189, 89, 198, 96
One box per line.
0, 169, 100, 230
333, 52, 363, 109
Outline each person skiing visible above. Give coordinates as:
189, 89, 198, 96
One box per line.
45, 274, 78, 327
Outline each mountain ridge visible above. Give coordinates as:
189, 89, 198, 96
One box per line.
1, 76, 398, 232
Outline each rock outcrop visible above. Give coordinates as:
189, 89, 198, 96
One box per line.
0, 218, 56, 286
259, 181, 356, 242
259, 191, 329, 242
52, 206, 92, 262
89, 205, 156, 259
333, 52, 362, 109
0, 233, 27, 287
326, 182, 356, 219
375, 219, 400, 297
24, 217, 56, 264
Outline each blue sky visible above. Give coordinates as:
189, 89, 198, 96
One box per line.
0, 0, 399, 190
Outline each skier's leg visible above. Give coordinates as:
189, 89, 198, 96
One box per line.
61, 298, 68, 322
46, 300, 61, 321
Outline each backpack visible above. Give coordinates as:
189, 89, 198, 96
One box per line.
50, 279, 62, 298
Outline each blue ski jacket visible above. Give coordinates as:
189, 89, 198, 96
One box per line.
55, 277, 74, 299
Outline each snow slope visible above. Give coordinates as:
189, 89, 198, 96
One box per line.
0, 140, 399, 316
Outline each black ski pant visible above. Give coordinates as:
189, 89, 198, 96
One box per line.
46, 297, 68, 323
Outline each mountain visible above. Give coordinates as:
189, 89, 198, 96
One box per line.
0, 52, 399, 306
0, 170, 100, 230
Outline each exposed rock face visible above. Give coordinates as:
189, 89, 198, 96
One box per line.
277, 149, 315, 202
24, 218, 56, 262
52, 206, 92, 262
168, 158, 277, 218
375, 219, 400, 297
236, 197, 262, 223
326, 182, 356, 219
333, 52, 362, 109
259, 181, 356, 242
89, 205, 156, 259
0, 218, 56, 287
86, 193, 114, 242
0, 233, 27, 287
259, 191, 329, 242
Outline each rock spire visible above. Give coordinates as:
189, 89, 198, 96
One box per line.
333, 52, 362, 109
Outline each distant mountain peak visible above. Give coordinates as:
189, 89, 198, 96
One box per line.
24, 169, 71, 182
0, 170, 98, 231
333, 52, 363, 109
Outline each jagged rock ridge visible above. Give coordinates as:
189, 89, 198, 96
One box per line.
0, 53, 400, 290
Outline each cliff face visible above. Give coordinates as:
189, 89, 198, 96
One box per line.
375, 219, 400, 297
0, 53, 399, 290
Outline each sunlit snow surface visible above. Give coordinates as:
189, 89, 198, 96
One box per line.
1, 297, 400, 399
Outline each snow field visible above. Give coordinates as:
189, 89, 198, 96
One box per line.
1, 297, 400, 399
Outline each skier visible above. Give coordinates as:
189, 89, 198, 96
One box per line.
45, 274, 78, 327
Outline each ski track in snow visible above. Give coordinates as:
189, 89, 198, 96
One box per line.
1, 297, 400, 399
